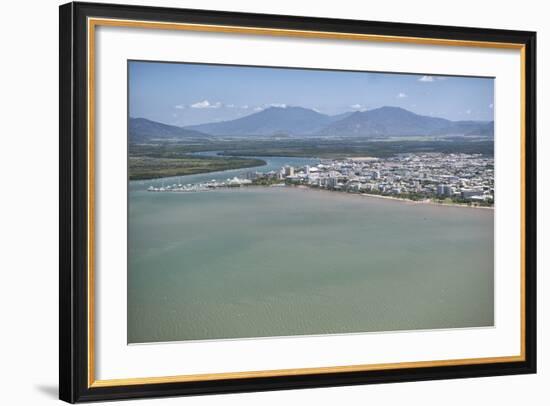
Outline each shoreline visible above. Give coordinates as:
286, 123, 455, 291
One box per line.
357, 190, 494, 210
290, 185, 493, 210
132, 153, 493, 210
145, 182, 493, 210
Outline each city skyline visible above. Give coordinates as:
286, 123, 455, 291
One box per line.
129, 61, 495, 127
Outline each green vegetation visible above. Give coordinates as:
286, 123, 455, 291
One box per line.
251, 177, 285, 186
449, 197, 494, 207
216, 139, 494, 158
129, 156, 265, 180
130, 137, 493, 160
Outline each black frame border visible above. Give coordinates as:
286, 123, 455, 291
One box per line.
59, 2, 536, 403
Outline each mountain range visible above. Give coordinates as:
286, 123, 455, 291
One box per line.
129, 117, 207, 142
186, 106, 340, 136
129, 106, 493, 142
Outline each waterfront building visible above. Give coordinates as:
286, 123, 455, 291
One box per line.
461, 188, 484, 200
437, 184, 454, 196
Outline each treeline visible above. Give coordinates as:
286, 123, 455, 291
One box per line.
130, 138, 494, 160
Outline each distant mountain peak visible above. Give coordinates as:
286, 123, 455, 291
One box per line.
317, 106, 492, 137
185, 106, 334, 136
373, 106, 409, 112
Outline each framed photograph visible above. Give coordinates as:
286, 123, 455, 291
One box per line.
59, 2, 536, 403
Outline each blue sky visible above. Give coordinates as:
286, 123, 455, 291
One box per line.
129, 61, 494, 126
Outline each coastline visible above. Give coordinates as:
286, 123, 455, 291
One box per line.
357, 191, 494, 210
148, 182, 494, 211
131, 153, 493, 210
291, 185, 494, 210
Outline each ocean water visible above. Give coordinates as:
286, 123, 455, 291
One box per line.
128, 173, 494, 343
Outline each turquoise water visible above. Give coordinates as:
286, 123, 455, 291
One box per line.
128, 158, 494, 343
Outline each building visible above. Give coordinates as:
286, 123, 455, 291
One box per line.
437, 184, 453, 196
461, 188, 484, 200
327, 177, 338, 188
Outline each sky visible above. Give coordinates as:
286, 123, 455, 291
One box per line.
129, 61, 494, 127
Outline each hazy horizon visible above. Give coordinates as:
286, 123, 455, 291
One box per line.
129, 61, 495, 127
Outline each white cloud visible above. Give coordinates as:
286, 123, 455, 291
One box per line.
190, 100, 210, 108
174, 104, 186, 109
241, 105, 249, 109
418, 75, 435, 82
249, 103, 288, 111
268, 103, 287, 108
466, 109, 472, 115
226, 104, 236, 108
397, 92, 408, 98
190, 100, 222, 109
350, 104, 363, 110
489, 103, 494, 109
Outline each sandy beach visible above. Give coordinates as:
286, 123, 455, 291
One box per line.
292, 184, 493, 210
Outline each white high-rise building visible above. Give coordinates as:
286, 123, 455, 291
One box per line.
437, 184, 453, 196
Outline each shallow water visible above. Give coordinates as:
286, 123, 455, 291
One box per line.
128, 181, 494, 343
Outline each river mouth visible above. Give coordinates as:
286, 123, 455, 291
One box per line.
129, 152, 320, 192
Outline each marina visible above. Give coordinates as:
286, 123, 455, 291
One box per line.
147, 177, 253, 193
